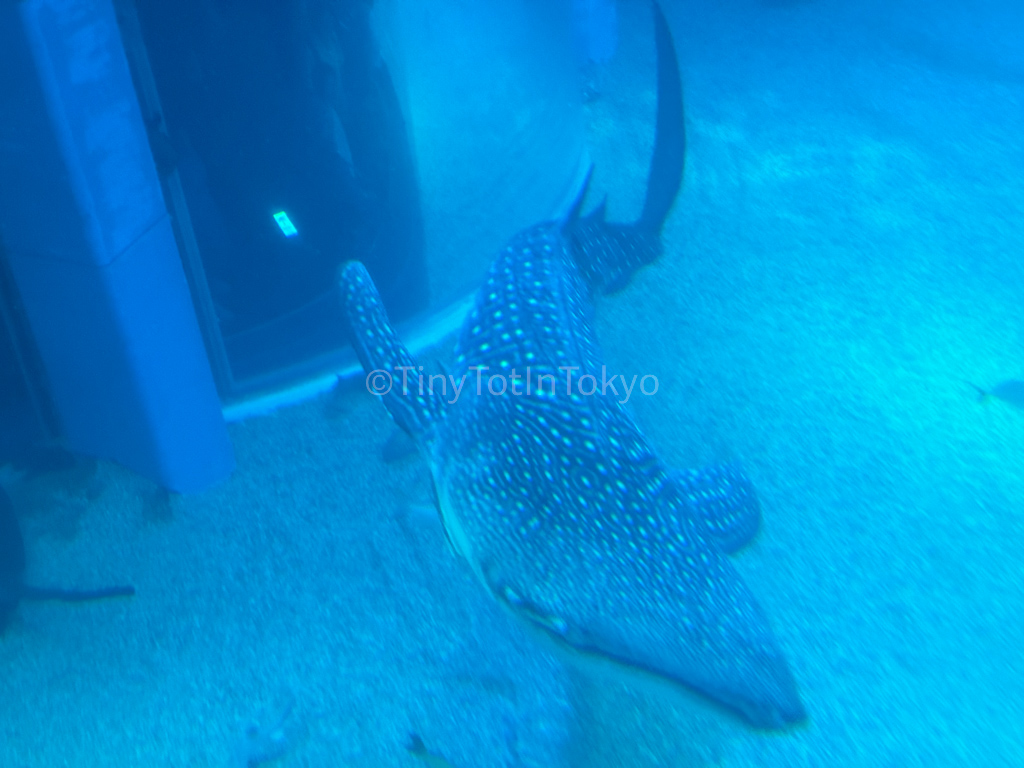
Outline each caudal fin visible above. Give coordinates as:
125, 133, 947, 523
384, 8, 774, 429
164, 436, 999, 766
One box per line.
639, 1, 686, 232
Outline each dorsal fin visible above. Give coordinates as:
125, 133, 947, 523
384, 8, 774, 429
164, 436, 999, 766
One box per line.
563, 164, 595, 230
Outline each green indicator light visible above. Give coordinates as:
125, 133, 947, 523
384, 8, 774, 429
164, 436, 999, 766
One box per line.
273, 211, 298, 237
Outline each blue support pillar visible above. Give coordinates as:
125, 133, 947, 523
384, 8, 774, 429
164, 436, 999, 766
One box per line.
0, 0, 234, 492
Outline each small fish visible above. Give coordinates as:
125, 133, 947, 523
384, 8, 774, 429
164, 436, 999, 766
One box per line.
0, 487, 135, 633
968, 380, 1024, 410
406, 733, 456, 768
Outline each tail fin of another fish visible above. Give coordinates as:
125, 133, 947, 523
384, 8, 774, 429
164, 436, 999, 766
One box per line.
339, 261, 445, 440
639, 1, 685, 232
569, 2, 685, 294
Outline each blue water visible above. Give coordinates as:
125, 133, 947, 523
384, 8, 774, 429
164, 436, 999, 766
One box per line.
1, 0, 1023, 765
573, 0, 619, 65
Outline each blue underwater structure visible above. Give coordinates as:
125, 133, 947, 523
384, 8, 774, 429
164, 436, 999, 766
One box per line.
0, 0, 439, 492
0, 0, 233, 493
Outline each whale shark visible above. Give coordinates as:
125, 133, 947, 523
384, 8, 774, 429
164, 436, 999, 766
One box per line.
339, 2, 805, 728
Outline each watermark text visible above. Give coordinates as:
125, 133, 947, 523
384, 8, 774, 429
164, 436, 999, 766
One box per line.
365, 365, 658, 405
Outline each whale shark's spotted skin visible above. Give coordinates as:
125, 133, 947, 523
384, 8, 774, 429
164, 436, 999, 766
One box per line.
339, 2, 804, 728
341, 225, 803, 727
